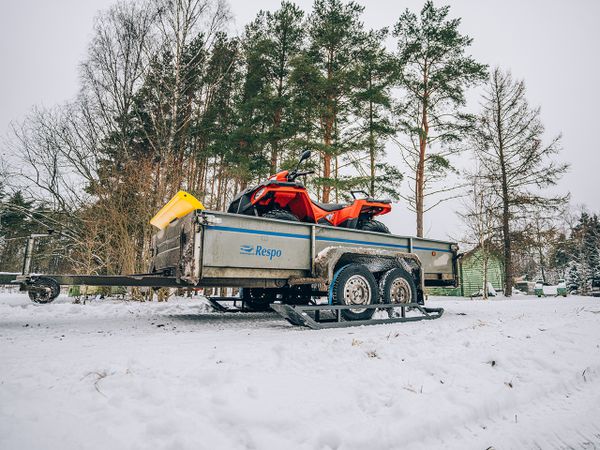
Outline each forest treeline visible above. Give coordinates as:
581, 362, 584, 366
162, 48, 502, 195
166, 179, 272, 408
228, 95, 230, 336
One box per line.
0, 0, 596, 295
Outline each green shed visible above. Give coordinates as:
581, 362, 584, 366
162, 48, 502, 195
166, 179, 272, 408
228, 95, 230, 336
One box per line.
428, 245, 504, 297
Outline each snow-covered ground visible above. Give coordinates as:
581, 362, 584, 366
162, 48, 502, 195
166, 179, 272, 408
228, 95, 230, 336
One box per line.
1, 292, 600, 450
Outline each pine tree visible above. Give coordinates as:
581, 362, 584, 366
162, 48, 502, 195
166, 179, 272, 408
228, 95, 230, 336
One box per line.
200, 33, 243, 209
581, 214, 600, 294
565, 261, 581, 293
237, 3, 305, 177
0, 191, 35, 271
298, 0, 367, 202
352, 28, 401, 199
393, 1, 487, 237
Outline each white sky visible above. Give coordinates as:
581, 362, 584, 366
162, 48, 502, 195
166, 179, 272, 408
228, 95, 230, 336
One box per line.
1, 0, 598, 240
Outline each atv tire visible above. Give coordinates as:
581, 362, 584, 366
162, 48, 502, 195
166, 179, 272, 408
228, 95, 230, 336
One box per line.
261, 209, 299, 222
358, 219, 390, 233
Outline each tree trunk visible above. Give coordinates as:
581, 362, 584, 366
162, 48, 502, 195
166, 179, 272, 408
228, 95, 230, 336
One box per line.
322, 118, 333, 203
416, 106, 428, 238
270, 106, 281, 174
501, 196, 512, 296
482, 249, 489, 300
539, 247, 547, 283
271, 66, 285, 174
322, 50, 335, 204
416, 69, 429, 238
495, 82, 513, 297
368, 73, 375, 197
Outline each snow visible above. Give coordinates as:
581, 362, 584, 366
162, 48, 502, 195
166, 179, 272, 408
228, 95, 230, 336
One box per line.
1, 292, 600, 450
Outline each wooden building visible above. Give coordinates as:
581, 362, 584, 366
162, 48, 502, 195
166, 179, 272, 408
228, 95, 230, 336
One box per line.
428, 246, 504, 297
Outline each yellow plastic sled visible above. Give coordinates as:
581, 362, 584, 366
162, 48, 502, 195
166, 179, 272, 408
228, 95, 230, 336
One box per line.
150, 190, 204, 230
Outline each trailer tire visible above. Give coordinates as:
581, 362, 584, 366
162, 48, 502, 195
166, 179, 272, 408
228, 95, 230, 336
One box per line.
28, 277, 60, 304
330, 264, 378, 321
261, 209, 299, 222
358, 220, 390, 234
378, 268, 416, 318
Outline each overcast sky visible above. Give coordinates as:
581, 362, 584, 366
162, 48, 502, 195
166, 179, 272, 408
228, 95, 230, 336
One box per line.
1, 0, 598, 239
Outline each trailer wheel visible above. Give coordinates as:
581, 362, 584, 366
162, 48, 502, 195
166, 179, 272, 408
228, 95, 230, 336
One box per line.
379, 268, 417, 318
28, 277, 60, 304
331, 264, 378, 321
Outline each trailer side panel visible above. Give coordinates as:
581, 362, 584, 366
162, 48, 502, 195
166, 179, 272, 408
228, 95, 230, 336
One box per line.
150, 211, 458, 287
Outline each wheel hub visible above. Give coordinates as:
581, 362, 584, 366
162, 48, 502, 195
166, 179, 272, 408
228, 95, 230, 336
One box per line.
344, 274, 371, 310
389, 277, 411, 304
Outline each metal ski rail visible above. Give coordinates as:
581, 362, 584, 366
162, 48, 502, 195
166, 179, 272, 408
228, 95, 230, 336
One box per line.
270, 303, 444, 329
204, 296, 247, 312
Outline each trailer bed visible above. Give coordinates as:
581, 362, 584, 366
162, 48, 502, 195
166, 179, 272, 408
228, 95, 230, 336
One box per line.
151, 210, 458, 288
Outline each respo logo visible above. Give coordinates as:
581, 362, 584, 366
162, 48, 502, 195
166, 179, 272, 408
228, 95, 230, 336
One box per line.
255, 245, 282, 260
240, 244, 282, 260
240, 245, 253, 255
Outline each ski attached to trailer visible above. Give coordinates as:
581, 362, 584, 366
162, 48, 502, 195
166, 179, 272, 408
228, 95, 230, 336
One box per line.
270, 303, 444, 329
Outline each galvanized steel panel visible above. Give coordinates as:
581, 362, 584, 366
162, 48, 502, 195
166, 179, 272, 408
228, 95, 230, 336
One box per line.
199, 212, 455, 278
201, 214, 312, 271
152, 210, 457, 283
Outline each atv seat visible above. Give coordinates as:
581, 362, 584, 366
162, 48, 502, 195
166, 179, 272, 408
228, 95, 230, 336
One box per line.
312, 200, 348, 212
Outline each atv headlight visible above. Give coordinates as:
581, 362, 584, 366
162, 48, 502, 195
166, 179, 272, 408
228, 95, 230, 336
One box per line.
254, 187, 267, 200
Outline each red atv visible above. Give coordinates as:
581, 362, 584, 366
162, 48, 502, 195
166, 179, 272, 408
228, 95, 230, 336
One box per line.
228, 150, 392, 233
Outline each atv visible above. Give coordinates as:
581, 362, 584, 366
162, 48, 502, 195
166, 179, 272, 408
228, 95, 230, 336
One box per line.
227, 150, 392, 233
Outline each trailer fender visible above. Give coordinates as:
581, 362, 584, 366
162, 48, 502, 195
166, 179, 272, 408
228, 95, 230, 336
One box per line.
314, 246, 422, 286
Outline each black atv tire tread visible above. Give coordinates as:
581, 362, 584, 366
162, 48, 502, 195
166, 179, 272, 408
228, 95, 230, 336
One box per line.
358, 220, 390, 233
261, 209, 299, 222
331, 264, 378, 321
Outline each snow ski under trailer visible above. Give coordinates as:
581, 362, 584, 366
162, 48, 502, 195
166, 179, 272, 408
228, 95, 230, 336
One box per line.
15, 210, 458, 329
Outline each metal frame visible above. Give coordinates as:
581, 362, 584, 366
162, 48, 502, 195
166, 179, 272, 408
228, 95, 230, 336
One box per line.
270, 302, 444, 329
15, 273, 182, 288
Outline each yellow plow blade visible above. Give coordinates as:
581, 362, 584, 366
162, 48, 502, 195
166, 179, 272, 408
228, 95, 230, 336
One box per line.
150, 190, 204, 230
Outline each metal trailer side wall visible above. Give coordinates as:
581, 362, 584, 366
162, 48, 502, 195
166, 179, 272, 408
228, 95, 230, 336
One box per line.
152, 211, 458, 287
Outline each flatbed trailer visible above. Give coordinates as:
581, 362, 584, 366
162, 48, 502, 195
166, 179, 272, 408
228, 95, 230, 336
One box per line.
15, 210, 459, 328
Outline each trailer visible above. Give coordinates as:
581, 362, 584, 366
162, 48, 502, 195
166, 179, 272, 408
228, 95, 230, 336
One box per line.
15, 210, 458, 328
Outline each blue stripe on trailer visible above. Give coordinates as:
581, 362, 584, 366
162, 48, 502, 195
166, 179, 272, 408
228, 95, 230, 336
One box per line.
206, 225, 308, 240
315, 235, 408, 250
413, 246, 452, 253
205, 225, 453, 253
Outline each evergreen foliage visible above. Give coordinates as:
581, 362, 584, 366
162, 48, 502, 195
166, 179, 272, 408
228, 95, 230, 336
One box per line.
565, 261, 581, 293
393, 1, 487, 237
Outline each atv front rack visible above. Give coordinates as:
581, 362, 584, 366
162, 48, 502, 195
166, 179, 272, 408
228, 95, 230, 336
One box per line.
270, 303, 444, 329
